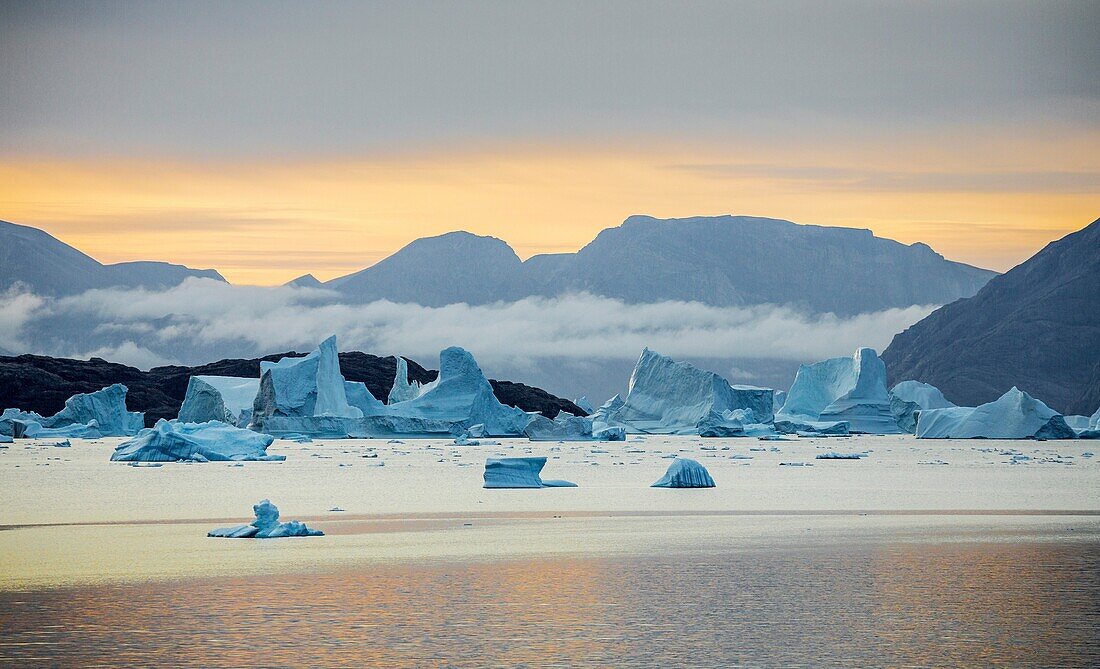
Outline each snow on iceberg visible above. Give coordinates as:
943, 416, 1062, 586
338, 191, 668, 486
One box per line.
111, 419, 286, 462
915, 387, 1075, 440
778, 348, 900, 434
600, 348, 774, 434
178, 376, 259, 426
651, 458, 715, 488
889, 380, 955, 433
208, 499, 323, 538
482, 457, 577, 488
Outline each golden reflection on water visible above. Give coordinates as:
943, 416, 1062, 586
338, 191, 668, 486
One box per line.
1, 542, 1097, 668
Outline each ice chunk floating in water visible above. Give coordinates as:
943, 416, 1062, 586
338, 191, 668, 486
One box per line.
482, 457, 577, 488
111, 419, 286, 462
2, 384, 143, 437
915, 387, 1075, 440
778, 348, 900, 434
178, 376, 259, 426
651, 458, 716, 488
600, 348, 774, 434
208, 499, 323, 538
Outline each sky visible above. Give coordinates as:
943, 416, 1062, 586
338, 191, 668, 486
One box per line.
2, 0, 1097, 285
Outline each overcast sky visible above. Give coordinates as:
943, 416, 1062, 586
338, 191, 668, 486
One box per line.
2, 1, 1097, 283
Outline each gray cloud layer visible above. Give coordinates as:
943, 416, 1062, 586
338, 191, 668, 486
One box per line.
0, 279, 934, 397
2, 1, 1096, 156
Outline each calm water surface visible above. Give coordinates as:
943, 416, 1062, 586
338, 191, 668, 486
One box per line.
2, 540, 1098, 668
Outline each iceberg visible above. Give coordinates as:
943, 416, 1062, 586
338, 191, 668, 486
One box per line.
111, 419, 286, 462
524, 412, 593, 441
482, 457, 577, 488
208, 499, 323, 538
386, 356, 422, 404
253, 339, 533, 438
1, 408, 45, 437
600, 348, 774, 434
651, 458, 715, 488
363, 346, 534, 437
915, 387, 1075, 440
35, 384, 144, 436
573, 396, 595, 415
178, 376, 259, 426
774, 419, 850, 436
29, 421, 104, 439
889, 380, 955, 433
778, 348, 901, 434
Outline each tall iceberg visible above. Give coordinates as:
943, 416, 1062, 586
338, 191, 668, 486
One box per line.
598, 348, 774, 434
387, 356, 422, 404
889, 380, 955, 433
778, 348, 901, 434
250, 335, 364, 437
915, 387, 1075, 440
367, 346, 534, 436
112, 419, 286, 462
178, 376, 259, 426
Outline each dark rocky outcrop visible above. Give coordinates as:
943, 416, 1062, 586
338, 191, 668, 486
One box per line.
883, 218, 1100, 416
0, 351, 583, 426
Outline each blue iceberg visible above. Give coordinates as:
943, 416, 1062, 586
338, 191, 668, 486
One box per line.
778, 348, 900, 434
386, 356, 422, 404
208, 499, 323, 538
482, 457, 577, 488
889, 380, 955, 433
8, 384, 144, 437
178, 376, 259, 426
651, 458, 715, 488
111, 419, 286, 462
915, 387, 1075, 440
600, 348, 774, 434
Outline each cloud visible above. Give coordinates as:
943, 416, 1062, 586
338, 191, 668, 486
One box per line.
3, 279, 934, 374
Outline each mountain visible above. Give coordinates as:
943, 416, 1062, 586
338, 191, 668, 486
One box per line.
326, 231, 526, 306
0, 351, 583, 426
882, 218, 1100, 415
0, 220, 225, 295
284, 273, 323, 288
324, 216, 995, 315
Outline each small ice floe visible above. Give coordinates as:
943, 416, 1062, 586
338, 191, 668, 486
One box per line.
729, 454, 753, 460
128, 462, 164, 468
281, 433, 313, 443
329, 507, 345, 512
0, 434, 13, 444
208, 499, 324, 538
917, 459, 949, 465
51, 439, 72, 448
779, 462, 813, 467
815, 452, 866, 460
651, 458, 715, 488
1082, 452, 1094, 458
453, 433, 480, 446
387, 439, 404, 444
482, 457, 577, 488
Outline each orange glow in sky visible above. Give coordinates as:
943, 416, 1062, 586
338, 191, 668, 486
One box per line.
2, 135, 1096, 285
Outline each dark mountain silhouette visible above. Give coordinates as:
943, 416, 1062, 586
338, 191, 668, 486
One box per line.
883, 218, 1100, 415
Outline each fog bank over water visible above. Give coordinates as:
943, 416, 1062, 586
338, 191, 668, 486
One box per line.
0, 279, 933, 398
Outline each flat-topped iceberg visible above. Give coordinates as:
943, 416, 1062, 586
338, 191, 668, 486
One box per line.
524, 412, 592, 441
178, 376, 259, 426
111, 419, 286, 462
915, 387, 1075, 440
774, 418, 850, 436
889, 380, 955, 433
599, 348, 774, 434
482, 457, 577, 488
208, 499, 323, 538
651, 458, 715, 488
778, 348, 901, 434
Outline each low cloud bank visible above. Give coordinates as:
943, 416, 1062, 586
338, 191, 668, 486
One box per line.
0, 279, 934, 393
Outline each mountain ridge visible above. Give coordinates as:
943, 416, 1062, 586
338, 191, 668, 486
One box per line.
882, 217, 1100, 415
